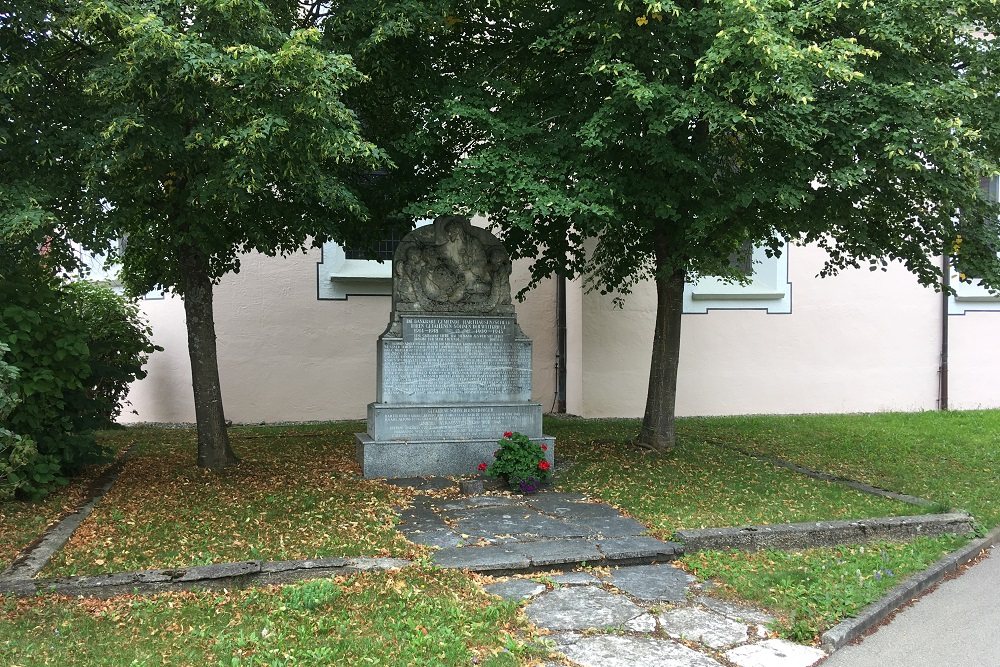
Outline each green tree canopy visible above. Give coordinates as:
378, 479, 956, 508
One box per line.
401, 0, 1000, 449
3, 0, 391, 468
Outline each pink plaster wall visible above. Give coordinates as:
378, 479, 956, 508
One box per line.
123, 248, 558, 423
578, 244, 1000, 417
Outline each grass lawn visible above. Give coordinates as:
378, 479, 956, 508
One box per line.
682, 535, 968, 642
0, 457, 122, 572
547, 417, 923, 537
679, 410, 1000, 527
0, 566, 541, 667
33, 418, 928, 577
43, 423, 420, 577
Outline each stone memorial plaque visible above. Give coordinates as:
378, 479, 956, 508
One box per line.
368, 404, 542, 441
378, 316, 531, 404
355, 216, 555, 478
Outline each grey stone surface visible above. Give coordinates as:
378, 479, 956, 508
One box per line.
697, 596, 776, 626
435, 495, 518, 512
378, 317, 531, 405
459, 479, 483, 495
450, 505, 588, 540
356, 433, 554, 479
551, 571, 601, 586
625, 613, 658, 633
389, 217, 516, 320
260, 557, 349, 573
432, 545, 531, 571
558, 635, 725, 667
520, 539, 602, 566
607, 564, 695, 602
356, 216, 555, 479
658, 607, 750, 649
522, 492, 590, 513
368, 402, 543, 440
397, 501, 464, 548
176, 561, 261, 582
382, 476, 454, 491
724, 639, 825, 667
525, 586, 643, 630
596, 536, 683, 561
676, 512, 974, 553
484, 578, 547, 601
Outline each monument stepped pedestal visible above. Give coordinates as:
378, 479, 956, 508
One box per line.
355, 217, 554, 478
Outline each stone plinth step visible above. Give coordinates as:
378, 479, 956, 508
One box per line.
431, 536, 682, 574
356, 432, 554, 478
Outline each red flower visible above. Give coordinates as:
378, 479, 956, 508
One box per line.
503, 431, 513, 438
538, 460, 550, 471
477, 462, 488, 472
541, 444, 548, 451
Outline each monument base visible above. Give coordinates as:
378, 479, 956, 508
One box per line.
355, 433, 556, 479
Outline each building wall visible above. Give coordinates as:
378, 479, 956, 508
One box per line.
122, 247, 558, 423
123, 242, 1000, 423
578, 244, 1000, 418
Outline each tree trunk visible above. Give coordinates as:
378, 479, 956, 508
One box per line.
179, 245, 238, 470
638, 265, 686, 453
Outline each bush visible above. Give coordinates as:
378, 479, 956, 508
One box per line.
65, 281, 158, 425
0, 344, 39, 500
0, 254, 157, 496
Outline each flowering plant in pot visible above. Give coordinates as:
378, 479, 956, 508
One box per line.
477, 431, 551, 493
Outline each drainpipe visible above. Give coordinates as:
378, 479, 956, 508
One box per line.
940, 252, 950, 411
555, 275, 567, 413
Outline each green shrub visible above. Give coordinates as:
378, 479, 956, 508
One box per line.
0, 252, 157, 496
0, 343, 39, 500
65, 281, 158, 424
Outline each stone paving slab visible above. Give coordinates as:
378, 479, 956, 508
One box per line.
449, 505, 591, 540
524, 586, 643, 630
596, 536, 682, 561
606, 563, 695, 602
724, 639, 826, 667
484, 578, 546, 601
658, 607, 750, 649
696, 595, 776, 626
551, 571, 601, 586
558, 634, 725, 667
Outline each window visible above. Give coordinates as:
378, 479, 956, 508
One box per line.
317, 219, 431, 300
683, 239, 792, 314
950, 175, 1000, 314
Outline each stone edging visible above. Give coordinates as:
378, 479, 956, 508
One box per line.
712, 442, 937, 508
0, 557, 411, 599
1, 444, 136, 581
818, 523, 1000, 652
674, 513, 974, 553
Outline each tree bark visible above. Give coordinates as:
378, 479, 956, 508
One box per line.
179, 245, 238, 470
638, 261, 686, 453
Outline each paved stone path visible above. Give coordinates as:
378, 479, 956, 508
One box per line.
395, 489, 827, 666
398, 491, 681, 572
488, 564, 826, 667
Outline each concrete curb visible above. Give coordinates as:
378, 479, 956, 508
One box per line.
1, 445, 136, 581
819, 523, 1000, 652
675, 513, 974, 553
0, 557, 412, 599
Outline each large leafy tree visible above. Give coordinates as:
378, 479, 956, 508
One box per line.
406, 0, 1000, 450
3, 0, 388, 468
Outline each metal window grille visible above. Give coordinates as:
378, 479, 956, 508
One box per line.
344, 232, 404, 261
728, 241, 754, 276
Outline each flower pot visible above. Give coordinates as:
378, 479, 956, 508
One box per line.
511, 477, 543, 494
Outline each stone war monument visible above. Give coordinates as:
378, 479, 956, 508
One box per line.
356, 215, 555, 478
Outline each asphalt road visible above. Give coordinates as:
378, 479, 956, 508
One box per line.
823, 545, 1000, 667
